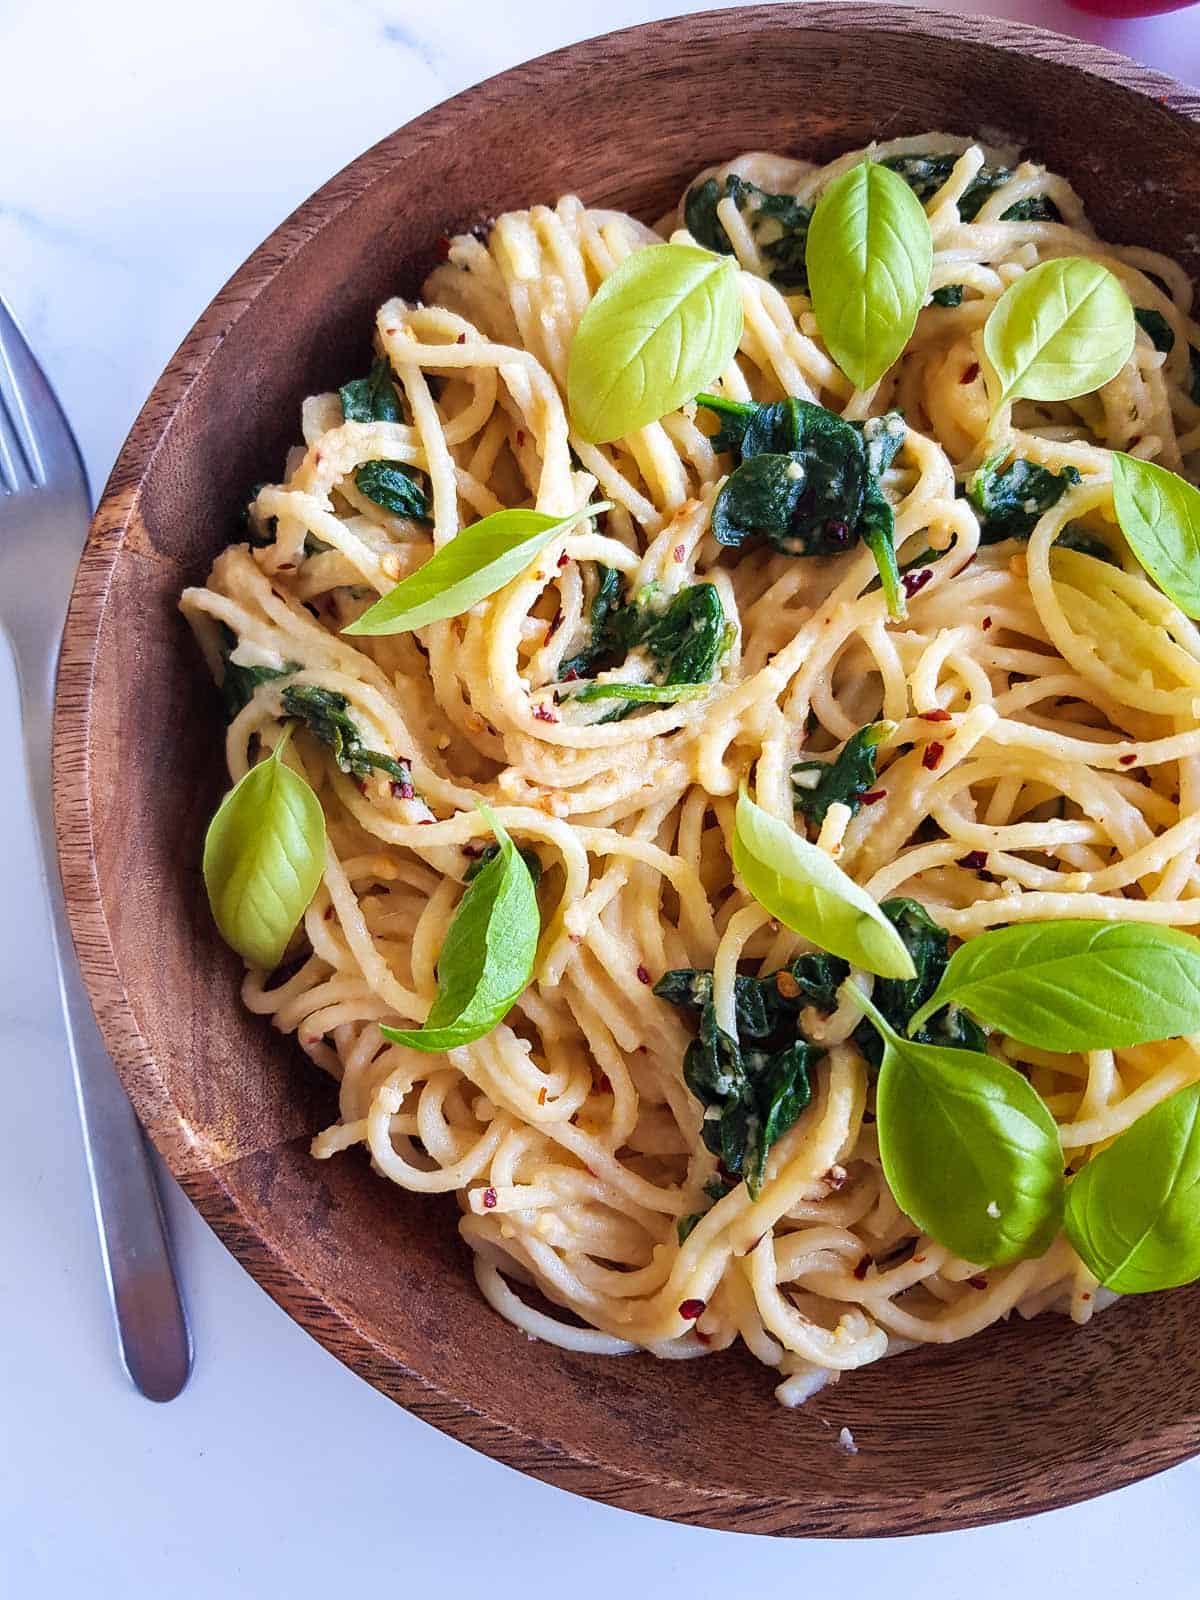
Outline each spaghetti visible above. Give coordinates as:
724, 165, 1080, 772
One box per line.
182, 133, 1200, 1405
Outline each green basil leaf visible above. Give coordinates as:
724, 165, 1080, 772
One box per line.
908, 920, 1200, 1051
805, 161, 933, 391
1064, 1083, 1200, 1293
982, 257, 1135, 407
202, 732, 326, 971
732, 790, 916, 980
567, 243, 743, 444
1112, 452, 1200, 619
855, 985, 1064, 1266
381, 808, 538, 1052
343, 502, 610, 637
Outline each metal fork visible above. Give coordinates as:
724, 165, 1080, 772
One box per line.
0, 295, 191, 1401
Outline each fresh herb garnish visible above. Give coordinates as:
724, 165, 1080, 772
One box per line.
1134, 307, 1175, 353
806, 160, 933, 391
282, 684, 412, 786
968, 455, 1082, 543
983, 257, 1135, 408
345, 503, 609, 637
732, 790, 916, 980
216, 623, 297, 720
793, 720, 891, 827
851, 898, 988, 1069
908, 919, 1200, 1052
339, 358, 430, 521
684, 175, 812, 290
1065, 1082, 1200, 1293
1111, 452, 1200, 619
381, 810, 539, 1053
853, 983, 1065, 1267
699, 393, 908, 618
567, 243, 743, 444
203, 726, 326, 971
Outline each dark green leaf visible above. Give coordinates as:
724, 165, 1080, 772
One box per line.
339, 358, 404, 424
464, 842, 542, 887
239, 482, 277, 548
793, 721, 889, 827
968, 455, 1082, 543
558, 565, 625, 679
1065, 1082, 1200, 1293
684, 175, 813, 290
1000, 195, 1062, 223
216, 623, 296, 720
853, 898, 987, 1069
1135, 307, 1175, 354
354, 459, 430, 521
932, 284, 964, 308
282, 684, 413, 786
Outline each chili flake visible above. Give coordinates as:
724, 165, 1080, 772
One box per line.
482, 1187, 498, 1210
922, 741, 945, 771
679, 1298, 706, 1320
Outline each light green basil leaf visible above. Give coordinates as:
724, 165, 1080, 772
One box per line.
567, 244, 743, 445
983, 257, 1135, 407
381, 808, 538, 1052
1112, 452, 1200, 619
854, 984, 1064, 1267
732, 790, 915, 980
203, 731, 326, 971
1065, 1082, 1200, 1292
805, 161, 933, 391
344, 503, 610, 637
907, 920, 1200, 1052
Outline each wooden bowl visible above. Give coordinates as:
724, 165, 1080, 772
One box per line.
54, 3, 1200, 1536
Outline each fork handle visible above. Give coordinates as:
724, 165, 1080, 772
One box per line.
28, 702, 192, 1401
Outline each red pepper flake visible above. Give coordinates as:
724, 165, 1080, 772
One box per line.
546, 611, 563, 640
922, 741, 945, 772
462, 842, 483, 858
455, 332, 466, 344
516, 429, 526, 447
532, 703, 558, 723
597, 1073, 612, 1094
557, 550, 569, 568
636, 964, 652, 985
968, 1275, 989, 1290
958, 850, 987, 870
920, 708, 952, 723
419, 818, 435, 825
860, 789, 887, 805
435, 234, 452, 260
323, 906, 335, 920
277, 562, 296, 571
538, 1087, 547, 1106
1081, 1291, 1092, 1301
482, 1187, 498, 1209
673, 543, 686, 562
961, 362, 980, 385
679, 1298, 706, 1320
903, 567, 933, 599
561, 668, 580, 682
358, 780, 370, 795
1119, 753, 1138, 766
390, 778, 415, 800
982, 615, 993, 631
853, 1254, 872, 1281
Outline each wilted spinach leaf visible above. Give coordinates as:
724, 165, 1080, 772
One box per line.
1135, 307, 1175, 354
852, 898, 988, 1068
968, 456, 1082, 543
882, 153, 1059, 223
684, 174, 812, 290
932, 284, 964, 308
339, 357, 431, 522
793, 721, 889, 827
282, 683, 413, 786
558, 565, 625, 680
216, 624, 296, 720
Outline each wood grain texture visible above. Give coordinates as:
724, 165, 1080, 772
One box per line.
52, 4, 1200, 1536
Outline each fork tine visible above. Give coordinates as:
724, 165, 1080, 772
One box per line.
0, 294, 86, 503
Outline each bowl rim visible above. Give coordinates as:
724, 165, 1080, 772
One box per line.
53, 1, 1200, 1538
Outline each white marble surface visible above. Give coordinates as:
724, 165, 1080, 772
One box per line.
3, 1, 1199, 1593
